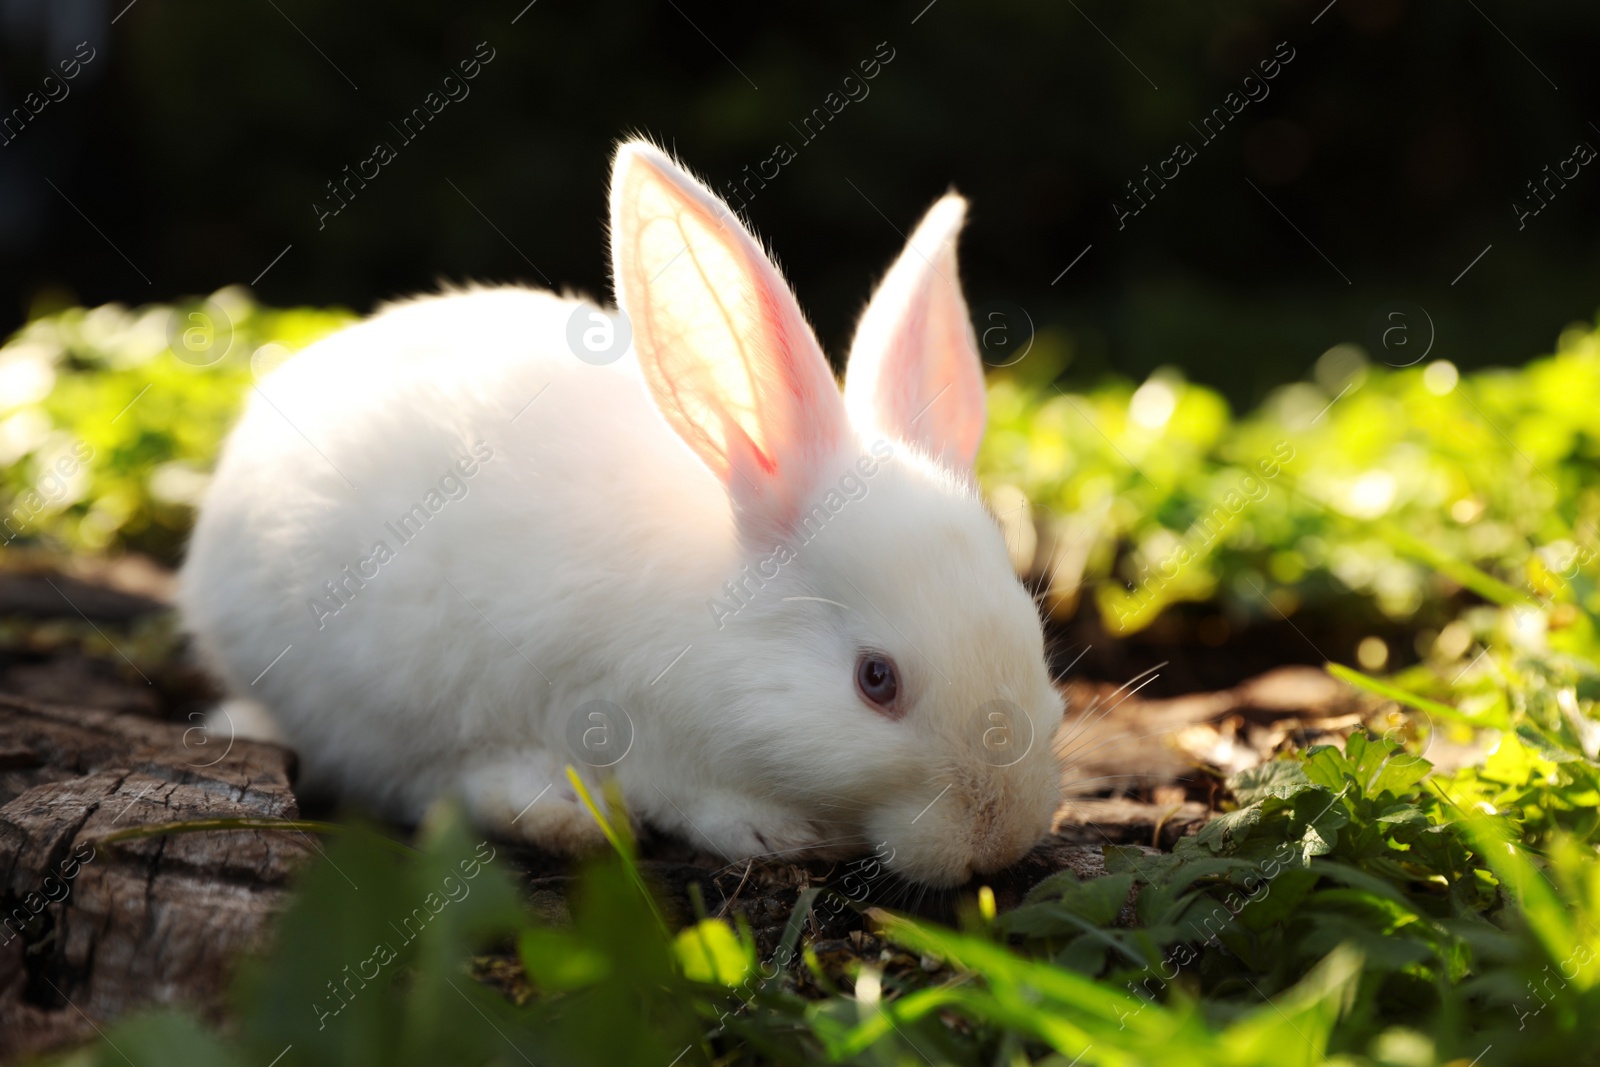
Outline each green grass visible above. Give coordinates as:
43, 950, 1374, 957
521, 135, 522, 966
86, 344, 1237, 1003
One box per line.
980, 321, 1600, 641
0, 289, 353, 561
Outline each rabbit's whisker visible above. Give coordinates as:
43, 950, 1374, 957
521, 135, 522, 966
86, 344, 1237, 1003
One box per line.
1057, 717, 1195, 768
1053, 668, 1164, 755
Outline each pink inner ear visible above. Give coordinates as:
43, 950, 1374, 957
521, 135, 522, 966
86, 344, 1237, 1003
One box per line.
610, 142, 849, 538
844, 195, 986, 472
907, 274, 986, 467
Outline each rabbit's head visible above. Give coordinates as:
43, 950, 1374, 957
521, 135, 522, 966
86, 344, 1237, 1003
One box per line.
611, 142, 1062, 887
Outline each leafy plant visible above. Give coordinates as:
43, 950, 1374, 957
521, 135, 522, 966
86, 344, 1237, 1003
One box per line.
0, 289, 352, 561
982, 319, 1600, 640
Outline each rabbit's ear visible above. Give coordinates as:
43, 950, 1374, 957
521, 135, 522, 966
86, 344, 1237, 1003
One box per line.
843, 195, 986, 472
611, 141, 849, 540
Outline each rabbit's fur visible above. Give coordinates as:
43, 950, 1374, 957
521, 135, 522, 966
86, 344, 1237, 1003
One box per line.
179, 143, 1064, 886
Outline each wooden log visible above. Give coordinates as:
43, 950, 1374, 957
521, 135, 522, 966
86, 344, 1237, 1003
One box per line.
0, 693, 310, 1062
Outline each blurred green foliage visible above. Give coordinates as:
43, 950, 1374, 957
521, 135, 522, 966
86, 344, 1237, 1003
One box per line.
981, 315, 1600, 644
0, 290, 352, 561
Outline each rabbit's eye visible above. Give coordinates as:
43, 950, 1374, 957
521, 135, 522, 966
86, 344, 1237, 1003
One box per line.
855, 653, 901, 713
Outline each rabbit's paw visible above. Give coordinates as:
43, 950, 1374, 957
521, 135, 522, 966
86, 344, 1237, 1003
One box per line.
457, 752, 608, 853
668, 793, 837, 863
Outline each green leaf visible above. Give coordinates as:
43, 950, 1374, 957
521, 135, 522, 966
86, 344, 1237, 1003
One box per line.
1326, 662, 1494, 728
1297, 915, 1436, 973
518, 929, 610, 991
1230, 760, 1316, 804
1290, 788, 1351, 861
1343, 730, 1387, 785
872, 911, 1173, 1035
761, 885, 822, 994
1516, 722, 1586, 763
1303, 745, 1355, 793
1369, 752, 1433, 798
94, 1011, 245, 1067
1032, 872, 1134, 926
1375, 803, 1431, 828
1372, 520, 1541, 609
1218, 944, 1365, 1066
1103, 846, 1184, 882
1460, 816, 1576, 961
1021, 867, 1082, 905
231, 806, 529, 1067
1053, 933, 1112, 976
1184, 803, 1265, 856
673, 919, 753, 987
1235, 867, 1320, 930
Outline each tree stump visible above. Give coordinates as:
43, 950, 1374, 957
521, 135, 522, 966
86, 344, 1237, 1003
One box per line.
0, 693, 311, 1062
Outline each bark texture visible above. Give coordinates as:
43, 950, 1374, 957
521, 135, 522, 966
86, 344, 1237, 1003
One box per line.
0, 693, 310, 1062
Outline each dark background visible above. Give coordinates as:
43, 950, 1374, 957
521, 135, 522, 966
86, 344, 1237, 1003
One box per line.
2, 0, 1596, 407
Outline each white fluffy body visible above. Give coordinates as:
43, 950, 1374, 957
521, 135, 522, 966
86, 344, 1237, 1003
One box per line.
178, 144, 1064, 886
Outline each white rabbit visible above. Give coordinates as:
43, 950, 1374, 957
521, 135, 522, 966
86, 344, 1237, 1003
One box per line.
178, 142, 1064, 886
